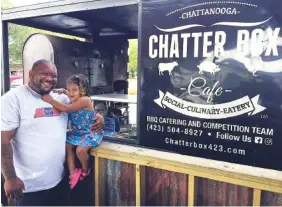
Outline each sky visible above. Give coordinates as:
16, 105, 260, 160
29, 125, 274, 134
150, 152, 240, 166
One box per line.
6, 0, 57, 7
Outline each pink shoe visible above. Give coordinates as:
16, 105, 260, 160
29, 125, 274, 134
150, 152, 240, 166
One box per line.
69, 168, 82, 189
80, 169, 91, 181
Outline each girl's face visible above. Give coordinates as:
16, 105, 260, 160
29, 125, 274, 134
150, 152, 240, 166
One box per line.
67, 82, 81, 102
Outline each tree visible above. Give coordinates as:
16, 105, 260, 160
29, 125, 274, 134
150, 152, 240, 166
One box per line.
2, 0, 34, 66
3, 0, 135, 73
1, 0, 13, 9
128, 39, 138, 78
2, 0, 83, 68
8, 25, 35, 65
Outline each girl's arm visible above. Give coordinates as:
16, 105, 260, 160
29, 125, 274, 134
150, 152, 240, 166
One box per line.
52, 88, 67, 95
41, 94, 89, 112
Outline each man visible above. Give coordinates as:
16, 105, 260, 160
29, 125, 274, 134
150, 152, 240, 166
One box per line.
1, 59, 104, 205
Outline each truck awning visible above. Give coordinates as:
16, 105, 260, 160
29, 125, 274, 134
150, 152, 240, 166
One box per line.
1, 0, 139, 38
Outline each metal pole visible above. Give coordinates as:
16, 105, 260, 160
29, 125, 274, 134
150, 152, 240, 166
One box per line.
136, 0, 142, 144
1, 21, 10, 94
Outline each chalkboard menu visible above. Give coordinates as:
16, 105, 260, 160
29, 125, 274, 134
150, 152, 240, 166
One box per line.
139, 0, 282, 171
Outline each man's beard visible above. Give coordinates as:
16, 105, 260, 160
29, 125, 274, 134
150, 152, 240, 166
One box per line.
39, 88, 52, 95
29, 80, 56, 95
34, 81, 54, 95
38, 80, 56, 95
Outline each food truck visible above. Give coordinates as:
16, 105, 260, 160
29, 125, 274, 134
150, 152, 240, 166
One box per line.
1, 0, 282, 205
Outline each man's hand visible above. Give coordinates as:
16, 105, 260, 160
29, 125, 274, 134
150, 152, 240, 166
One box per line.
91, 113, 104, 133
4, 177, 25, 200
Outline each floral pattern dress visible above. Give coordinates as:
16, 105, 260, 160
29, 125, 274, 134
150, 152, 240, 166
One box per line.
66, 109, 103, 147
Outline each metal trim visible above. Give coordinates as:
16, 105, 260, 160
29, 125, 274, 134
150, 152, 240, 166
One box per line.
1, 22, 10, 94
136, 0, 142, 144
2, 0, 139, 21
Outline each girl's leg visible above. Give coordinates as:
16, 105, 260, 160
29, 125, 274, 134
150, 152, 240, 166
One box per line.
67, 144, 83, 189
76, 146, 90, 173
66, 143, 76, 175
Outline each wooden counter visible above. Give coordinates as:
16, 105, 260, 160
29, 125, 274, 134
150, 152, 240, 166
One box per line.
90, 142, 282, 206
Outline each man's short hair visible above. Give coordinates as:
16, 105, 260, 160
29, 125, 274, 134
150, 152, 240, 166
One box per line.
31, 59, 52, 71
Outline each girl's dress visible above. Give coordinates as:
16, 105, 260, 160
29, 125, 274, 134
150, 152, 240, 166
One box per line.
66, 109, 103, 147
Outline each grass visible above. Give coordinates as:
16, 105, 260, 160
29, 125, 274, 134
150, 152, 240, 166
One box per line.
128, 88, 137, 95
128, 78, 137, 95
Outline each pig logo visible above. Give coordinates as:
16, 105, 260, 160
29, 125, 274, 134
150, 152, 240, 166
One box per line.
197, 61, 220, 75
158, 61, 178, 75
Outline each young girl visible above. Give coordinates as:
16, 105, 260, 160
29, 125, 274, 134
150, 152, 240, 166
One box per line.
41, 74, 103, 189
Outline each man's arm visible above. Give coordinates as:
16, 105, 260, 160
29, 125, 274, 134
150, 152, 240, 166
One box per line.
1, 130, 25, 199
91, 113, 104, 133
1, 90, 24, 199
1, 130, 17, 180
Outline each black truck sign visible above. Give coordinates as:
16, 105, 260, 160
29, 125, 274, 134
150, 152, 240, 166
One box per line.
139, 0, 282, 171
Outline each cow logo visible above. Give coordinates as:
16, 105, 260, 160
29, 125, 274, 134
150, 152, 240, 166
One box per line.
158, 61, 178, 75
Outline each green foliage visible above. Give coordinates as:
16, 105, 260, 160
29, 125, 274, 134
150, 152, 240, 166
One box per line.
2, 0, 136, 74
2, 0, 83, 67
8, 24, 35, 65
7, 24, 83, 66
128, 39, 138, 78
2, 0, 35, 65
1, 0, 13, 9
